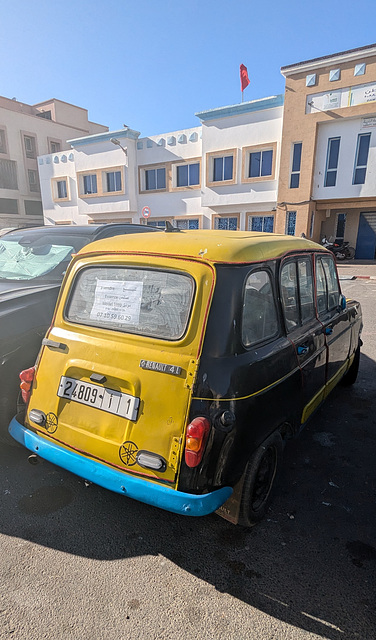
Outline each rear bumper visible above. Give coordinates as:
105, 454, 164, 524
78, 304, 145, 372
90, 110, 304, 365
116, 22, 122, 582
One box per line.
9, 417, 232, 517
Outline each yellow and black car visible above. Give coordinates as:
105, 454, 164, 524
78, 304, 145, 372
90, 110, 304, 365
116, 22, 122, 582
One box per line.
9, 229, 363, 527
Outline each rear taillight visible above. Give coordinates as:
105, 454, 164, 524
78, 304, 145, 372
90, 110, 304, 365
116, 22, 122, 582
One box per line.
184, 417, 210, 468
19, 367, 36, 404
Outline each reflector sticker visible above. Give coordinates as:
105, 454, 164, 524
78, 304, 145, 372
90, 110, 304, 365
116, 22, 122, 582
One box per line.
119, 441, 138, 466
45, 412, 58, 434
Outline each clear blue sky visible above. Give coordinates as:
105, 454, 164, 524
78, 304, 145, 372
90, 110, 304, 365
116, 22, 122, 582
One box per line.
1, 0, 376, 137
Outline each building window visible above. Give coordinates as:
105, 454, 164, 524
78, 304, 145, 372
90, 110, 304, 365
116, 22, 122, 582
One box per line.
207, 150, 236, 186
57, 180, 67, 199
28, 169, 39, 192
324, 137, 340, 187
213, 155, 233, 182
242, 144, 277, 183
105, 170, 122, 192
175, 162, 200, 188
175, 218, 199, 230
145, 167, 166, 191
24, 200, 43, 216
83, 174, 98, 195
353, 133, 371, 185
249, 149, 273, 178
146, 219, 168, 227
0, 198, 18, 214
285, 211, 296, 236
306, 74, 316, 87
51, 177, 70, 202
24, 135, 37, 159
214, 216, 238, 230
0, 129, 7, 154
0, 158, 18, 189
290, 143, 302, 189
248, 215, 274, 233
50, 140, 61, 153
329, 69, 340, 82
354, 63, 366, 76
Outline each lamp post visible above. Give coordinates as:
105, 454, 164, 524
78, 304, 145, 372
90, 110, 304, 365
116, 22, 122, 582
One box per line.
110, 138, 128, 161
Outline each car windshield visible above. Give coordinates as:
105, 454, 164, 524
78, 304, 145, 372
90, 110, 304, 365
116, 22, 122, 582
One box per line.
0, 230, 92, 282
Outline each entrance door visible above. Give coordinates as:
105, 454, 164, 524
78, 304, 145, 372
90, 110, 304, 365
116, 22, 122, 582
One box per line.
355, 213, 376, 259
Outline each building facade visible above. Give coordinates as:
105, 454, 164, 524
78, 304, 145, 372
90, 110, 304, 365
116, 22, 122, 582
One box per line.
25, 42, 376, 260
38, 97, 284, 230
278, 43, 376, 258
0, 96, 108, 230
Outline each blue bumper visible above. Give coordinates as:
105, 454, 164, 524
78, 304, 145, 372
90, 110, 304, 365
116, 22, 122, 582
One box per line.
9, 417, 232, 517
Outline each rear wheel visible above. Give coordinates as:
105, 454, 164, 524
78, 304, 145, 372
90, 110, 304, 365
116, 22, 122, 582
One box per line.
238, 431, 283, 527
347, 247, 355, 259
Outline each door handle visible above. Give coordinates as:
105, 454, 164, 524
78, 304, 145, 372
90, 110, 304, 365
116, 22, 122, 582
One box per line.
325, 327, 333, 336
42, 338, 67, 351
297, 345, 309, 355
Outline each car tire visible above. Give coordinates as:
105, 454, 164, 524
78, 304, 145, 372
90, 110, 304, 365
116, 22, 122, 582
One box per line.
238, 431, 284, 527
342, 343, 360, 386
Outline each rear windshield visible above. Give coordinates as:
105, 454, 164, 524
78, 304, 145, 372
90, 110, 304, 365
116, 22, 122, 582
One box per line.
0, 231, 91, 282
66, 266, 195, 340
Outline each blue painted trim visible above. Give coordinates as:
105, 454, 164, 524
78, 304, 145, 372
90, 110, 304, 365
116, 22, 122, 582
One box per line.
195, 95, 284, 121
9, 418, 232, 517
68, 128, 141, 146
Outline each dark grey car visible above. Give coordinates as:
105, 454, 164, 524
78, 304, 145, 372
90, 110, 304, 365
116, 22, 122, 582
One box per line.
0, 223, 159, 435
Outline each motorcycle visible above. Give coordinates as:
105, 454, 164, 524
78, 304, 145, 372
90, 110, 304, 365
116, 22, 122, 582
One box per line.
321, 236, 355, 260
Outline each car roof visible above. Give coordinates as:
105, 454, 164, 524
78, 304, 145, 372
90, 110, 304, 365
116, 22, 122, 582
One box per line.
77, 229, 326, 264
1, 223, 159, 239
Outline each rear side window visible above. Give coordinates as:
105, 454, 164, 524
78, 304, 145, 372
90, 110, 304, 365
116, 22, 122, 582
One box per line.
316, 255, 340, 314
280, 257, 315, 331
66, 266, 194, 340
242, 270, 279, 346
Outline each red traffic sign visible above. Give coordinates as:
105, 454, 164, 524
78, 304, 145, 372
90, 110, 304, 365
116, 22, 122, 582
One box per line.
142, 206, 151, 219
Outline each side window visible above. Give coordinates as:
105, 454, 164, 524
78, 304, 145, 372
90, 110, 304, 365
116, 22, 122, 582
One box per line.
315, 255, 340, 314
280, 262, 299, 331
322, 256, 340, 310
298, 259, 315, 323
242, 270, 279, 346
280, 257, 315, 331
315, 259, 327, 314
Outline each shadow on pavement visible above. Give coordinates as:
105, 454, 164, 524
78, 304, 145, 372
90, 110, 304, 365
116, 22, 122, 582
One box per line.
0, 353, 375, 639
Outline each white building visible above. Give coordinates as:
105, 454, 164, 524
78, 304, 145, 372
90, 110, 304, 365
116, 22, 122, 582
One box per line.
0, 96, 108, 231
38, 95, 284, 230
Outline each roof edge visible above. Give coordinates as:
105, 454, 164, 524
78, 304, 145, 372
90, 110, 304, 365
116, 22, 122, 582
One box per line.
281, 43, 376, 76
195, 95, 284, 121
68, 128, 141, 146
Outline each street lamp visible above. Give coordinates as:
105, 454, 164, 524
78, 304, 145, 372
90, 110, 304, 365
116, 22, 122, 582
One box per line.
110, 138, 127, 156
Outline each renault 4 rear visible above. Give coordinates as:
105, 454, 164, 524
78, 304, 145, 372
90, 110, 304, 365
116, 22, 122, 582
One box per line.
9, 230, 362, 526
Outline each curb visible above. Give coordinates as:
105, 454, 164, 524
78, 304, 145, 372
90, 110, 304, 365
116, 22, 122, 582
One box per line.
339, 274, 376, 280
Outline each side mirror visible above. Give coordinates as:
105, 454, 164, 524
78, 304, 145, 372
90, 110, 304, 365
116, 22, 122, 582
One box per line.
340, 294, 346, 311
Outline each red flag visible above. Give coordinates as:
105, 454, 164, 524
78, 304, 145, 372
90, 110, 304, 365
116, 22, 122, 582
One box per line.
240, 64, 250, 92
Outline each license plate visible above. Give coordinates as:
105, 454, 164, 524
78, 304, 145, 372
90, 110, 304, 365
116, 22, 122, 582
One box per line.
57, 376, 139, 421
